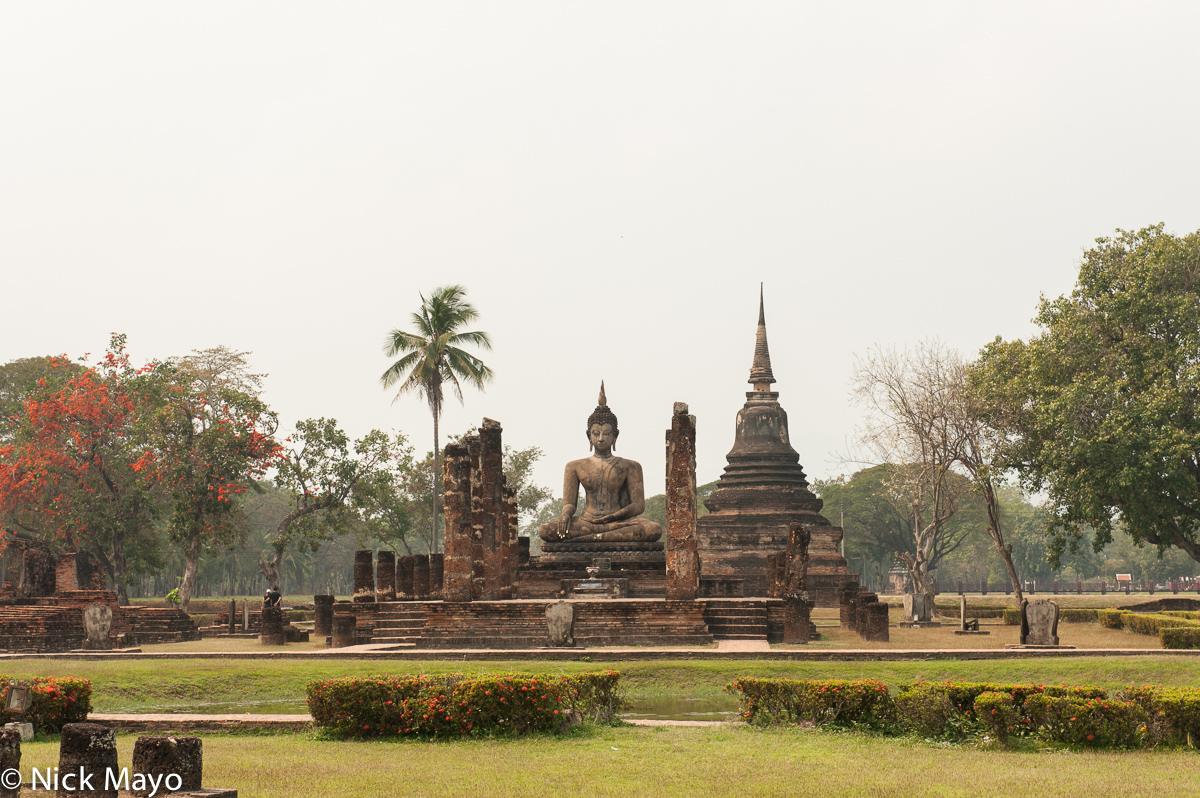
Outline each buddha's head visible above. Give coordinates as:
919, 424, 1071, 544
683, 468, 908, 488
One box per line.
587, 381, 618, 452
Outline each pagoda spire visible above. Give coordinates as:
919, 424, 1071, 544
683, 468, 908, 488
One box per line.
748, 283, 776, 391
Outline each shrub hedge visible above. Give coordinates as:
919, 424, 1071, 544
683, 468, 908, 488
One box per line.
1002, 608, 1099, 625
1161, 627, 1200, 649
1122, 686, 1200, 745
0, 675, 91, 732
307, 671, 624, 738
723, 678, 893, 729
726, 678, 1200, 750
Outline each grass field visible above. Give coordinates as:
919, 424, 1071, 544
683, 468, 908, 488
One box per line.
13, 724, 1200, 798
5, 654, 1199, 713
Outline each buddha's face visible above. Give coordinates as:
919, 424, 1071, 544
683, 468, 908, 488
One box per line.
589, 422, 617, 454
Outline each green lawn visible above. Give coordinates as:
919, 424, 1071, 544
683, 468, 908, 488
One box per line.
14, 725, 1200, 798
5, 655, 1199, 713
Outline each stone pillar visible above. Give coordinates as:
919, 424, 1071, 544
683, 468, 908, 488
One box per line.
242, 600, 249, 632
313, 595, 334, 638
58, 723, 118, 798
442, 441, 474, 602
260, 606, 285, 645
0, 728, 18, 798
331, 611, 356, 648
665, 403, 699, 602
131, 736, 202, 796
413, 555, 431, 600
396, 556, 415, 600
429, 553, 444, 599
781, 522, 814, 643
227, 600, 236, 634
376, 551, 396, 602
479, 419, 506, 601
353, 550, 375, 603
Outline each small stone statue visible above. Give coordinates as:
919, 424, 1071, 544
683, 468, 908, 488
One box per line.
538, 383, 663, 544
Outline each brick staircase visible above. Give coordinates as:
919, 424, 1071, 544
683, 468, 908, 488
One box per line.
123, 607, 201, 644
700, 599, 769, 642
369, 604, 428, 645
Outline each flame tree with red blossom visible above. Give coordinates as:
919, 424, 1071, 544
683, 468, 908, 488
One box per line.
0, 335, 165, 604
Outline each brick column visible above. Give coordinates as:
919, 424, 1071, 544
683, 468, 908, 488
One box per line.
376, 551, 396, 602
331, 610, 356, 648
665, 403, 699, 601
353, 550, 375, 603
413, 555, 431, 599
429, 553, 444, 599
441, 441, 474, 602
313, 595, 334, 637
260, 606, 285, 645
479, 419, 505, 601
396, 556, 415, 600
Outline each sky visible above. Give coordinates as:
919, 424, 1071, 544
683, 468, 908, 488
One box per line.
3, 2, 1199, 502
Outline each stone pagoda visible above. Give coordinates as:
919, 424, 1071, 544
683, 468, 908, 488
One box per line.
696, 288, 852, 605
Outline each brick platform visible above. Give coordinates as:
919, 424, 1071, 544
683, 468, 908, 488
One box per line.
360, 599, 714, 648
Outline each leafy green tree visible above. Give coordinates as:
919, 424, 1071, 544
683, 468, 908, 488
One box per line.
380, 285, 493, 554
974, 224, 1200, 568
153, 347, 280, 611
814, 465, 975, 577
263, 418, 399, 592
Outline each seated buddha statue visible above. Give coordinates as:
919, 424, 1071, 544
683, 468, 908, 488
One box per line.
538, 383, 664, 544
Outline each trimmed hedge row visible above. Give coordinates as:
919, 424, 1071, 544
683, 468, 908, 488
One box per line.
307, 671, 624, 738
725, 678, 894, 729
1162, 627, 1200, 649
1002, 608, 1100, 625
0, 675, 91, 732
725, 678, 1199, 749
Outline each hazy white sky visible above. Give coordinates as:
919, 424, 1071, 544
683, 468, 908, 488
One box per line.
3, 2, 1199, 499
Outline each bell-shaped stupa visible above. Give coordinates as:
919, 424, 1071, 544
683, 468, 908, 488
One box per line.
696, 287, 851, 604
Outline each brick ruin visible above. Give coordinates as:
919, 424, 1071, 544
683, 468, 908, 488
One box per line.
442, 419, 519, 601
0, 537, 200, 653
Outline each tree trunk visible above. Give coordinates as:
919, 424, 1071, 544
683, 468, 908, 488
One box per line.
259, 545, 284, 593
178, 528, 202, 612
432, 411, 440, 554
979, 478, 1024, 605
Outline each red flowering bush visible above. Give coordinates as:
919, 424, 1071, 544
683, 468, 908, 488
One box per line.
0, 675, 91, 732
1121, 686, 1200, 746
724, 678, 894, 729
974, 691, 1020, 744
1024, 693, 1146, 748
307, 671, 624, 739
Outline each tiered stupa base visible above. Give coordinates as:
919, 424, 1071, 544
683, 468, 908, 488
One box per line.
519, 540, 666, 598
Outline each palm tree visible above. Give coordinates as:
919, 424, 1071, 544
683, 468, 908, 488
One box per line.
381, 285, 493, 552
